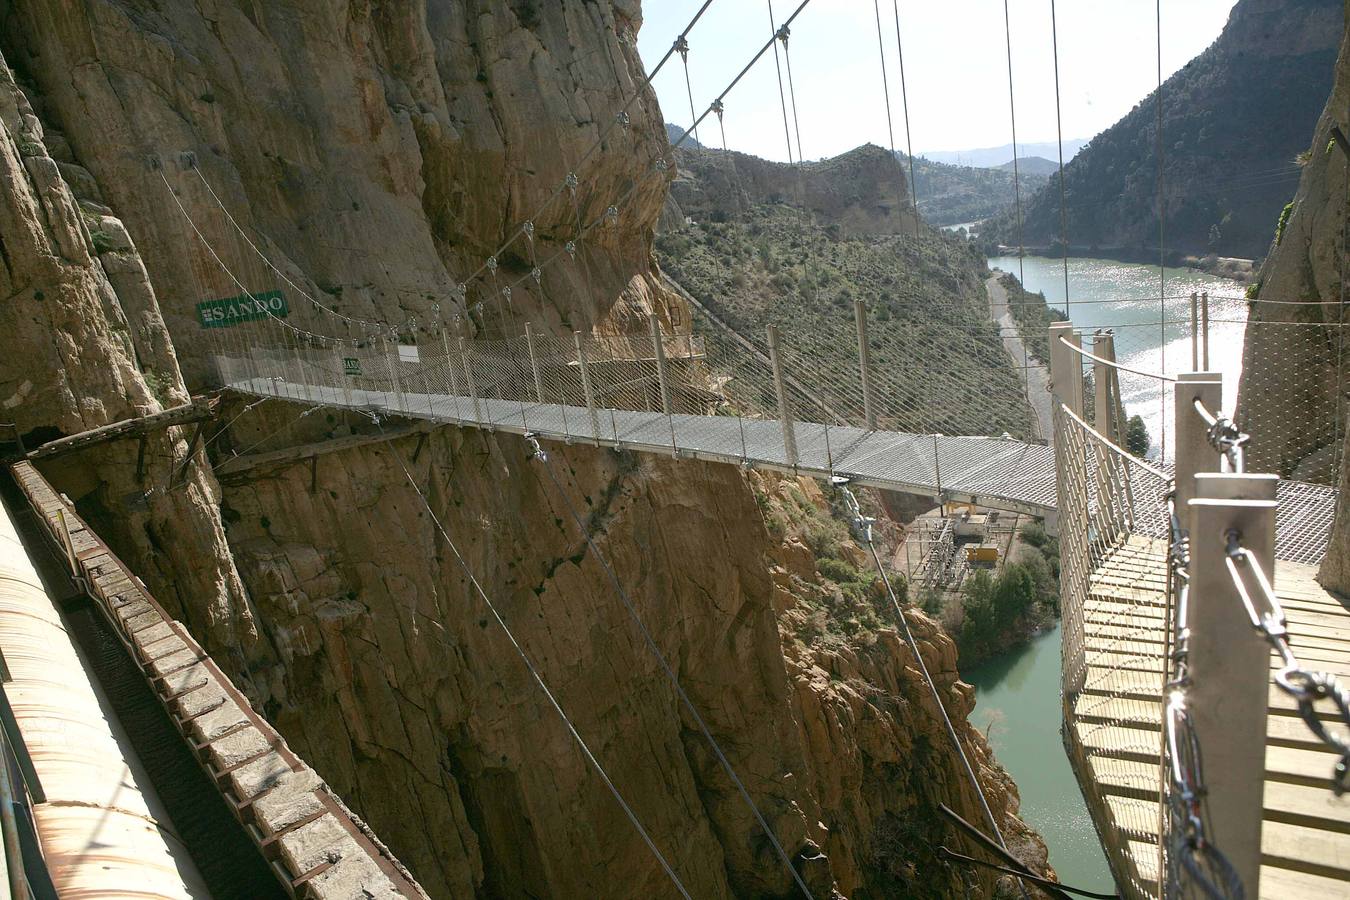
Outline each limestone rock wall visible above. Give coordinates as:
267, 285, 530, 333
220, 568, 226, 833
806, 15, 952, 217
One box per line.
1236, 2, 1350, 589
0, 48, 258, 657
1, 1, 1048, 896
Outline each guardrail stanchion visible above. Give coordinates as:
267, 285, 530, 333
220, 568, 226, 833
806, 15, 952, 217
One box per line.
458, 337, 482, 423
1174, 372, 1224, 530
1201, 291, 1211, 370
1092, 330, 1117, 443
855, 299, 877, 430
575, 332, 601, 445
1186, 472, 1276, 896
525, 323, 546, 404
1190, 292, 1200, 370
1048, 321, 1083, 539
766, 324, 798, 467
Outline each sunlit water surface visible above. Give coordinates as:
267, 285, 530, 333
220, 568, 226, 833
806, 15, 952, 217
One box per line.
962, 257, 1248, 893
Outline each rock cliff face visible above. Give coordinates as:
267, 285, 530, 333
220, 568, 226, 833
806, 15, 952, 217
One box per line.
2, 1, 1048, 896
988, 0, 1342, 260
1238, 2, 1350, 590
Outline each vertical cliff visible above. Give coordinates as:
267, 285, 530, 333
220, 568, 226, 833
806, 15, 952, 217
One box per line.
1, 1, 1049, 896
1235, 2, 1350, 589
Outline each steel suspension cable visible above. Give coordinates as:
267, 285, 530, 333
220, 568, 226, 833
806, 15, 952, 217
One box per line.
871, 0, 901, 209
670, 0, 817, 152
766, 0, 796, 163
1002, 0, 1025, 286
890, 0, 920, 240
528, 438, 816, 899
464, 0, 719, 288
378, 424, 693, 899
778, 20, 805, 163
1049, 0, 1071, 316
838, 488, 1023, 892
1156, 0, 1167, 461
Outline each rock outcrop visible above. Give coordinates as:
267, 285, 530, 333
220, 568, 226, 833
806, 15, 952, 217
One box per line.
1238, 2, 1350, 590
2, 2, 1050, 896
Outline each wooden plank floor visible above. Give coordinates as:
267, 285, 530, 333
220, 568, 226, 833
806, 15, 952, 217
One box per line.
1067, 536, 1350, 899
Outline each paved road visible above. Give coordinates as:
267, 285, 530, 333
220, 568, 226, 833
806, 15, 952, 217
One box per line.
987, 271, 1053, 442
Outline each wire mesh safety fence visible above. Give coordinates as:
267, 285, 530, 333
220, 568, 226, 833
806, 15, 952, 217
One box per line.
1055, 401, 1171, 899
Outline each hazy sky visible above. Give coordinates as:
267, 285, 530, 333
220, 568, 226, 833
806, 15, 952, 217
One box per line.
638, 0, 1239, 163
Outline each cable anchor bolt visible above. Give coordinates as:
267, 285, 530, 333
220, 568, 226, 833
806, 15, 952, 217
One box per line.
486, 255, 498, 273
564, 240, 577, 259
522, 220, 535, 240
616, 111, 630, 128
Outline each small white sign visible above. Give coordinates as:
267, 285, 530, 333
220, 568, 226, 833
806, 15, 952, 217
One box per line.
398, 344, 420, 364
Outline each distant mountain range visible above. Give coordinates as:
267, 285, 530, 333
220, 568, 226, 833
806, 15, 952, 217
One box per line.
982, 0, 1343, 260
919, 140, 1088, 168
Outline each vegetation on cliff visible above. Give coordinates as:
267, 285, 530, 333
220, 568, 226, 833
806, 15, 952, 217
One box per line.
981, 0, 1342, 260
904, 153, 1048, 227
660, 148, 1035, 439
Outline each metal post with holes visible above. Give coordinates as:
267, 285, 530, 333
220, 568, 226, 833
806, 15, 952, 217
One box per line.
766, 324, 798, 467
649, 315, 674, 416
439, 329, 464, 422
575, 332, 601, 443
1092, 330, 1116, 442
1186, 472, 1276, 896
458, 337, 482, 423
525, 323, 546, 404
1049, 322, 1084, 418
1201, 291, 1211, 370
1174, 373, 1224, 530
854, 299, 877, 430
1190, 292, 1200, 370
1047, 322, 1084, 539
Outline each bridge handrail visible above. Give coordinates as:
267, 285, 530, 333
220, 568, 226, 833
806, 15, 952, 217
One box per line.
1057, 333, 1179, 382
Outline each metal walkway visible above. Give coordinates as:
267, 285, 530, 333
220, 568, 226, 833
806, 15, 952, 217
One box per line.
219, 374, 1337, 565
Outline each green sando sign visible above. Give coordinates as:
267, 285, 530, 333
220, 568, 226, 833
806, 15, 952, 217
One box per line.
196, 290, 288, 328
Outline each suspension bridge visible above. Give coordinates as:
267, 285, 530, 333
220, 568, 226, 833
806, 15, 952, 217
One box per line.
2, 0, 1346, 896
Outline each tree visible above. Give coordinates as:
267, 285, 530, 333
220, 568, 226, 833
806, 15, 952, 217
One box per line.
1125, 414, 1151, 457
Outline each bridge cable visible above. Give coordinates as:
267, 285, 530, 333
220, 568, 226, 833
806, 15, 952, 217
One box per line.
889, 0, 921, 240
1049, 0, 1071, 316
527, 437, 817, 900
870, 0, 901, 198
674, 35, 701, 148
995, 0, 1036, 438
191, 165, 385, 331
766, 0, 796, 163
671, 0, 816, 153
377, 422, 694, 899
465, 0, 719, 288
774, 6, 805, 163
1001, 0, 1025, 288
158, 169, 349, 345
837, 486, 1027, 895
1155, 0, 1167, 461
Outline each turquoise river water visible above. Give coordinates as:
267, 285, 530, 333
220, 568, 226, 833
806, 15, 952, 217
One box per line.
963, 256, 1249, 892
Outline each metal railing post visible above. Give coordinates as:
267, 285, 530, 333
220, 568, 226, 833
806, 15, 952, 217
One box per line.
1092, 330, 1116, 442
525, 323, 546, 404
458, 337, 482, 423
575, 332, 601, 444
854, 299, 877, 430
766, 324, 798, 467
1174, 372, 1224, 533
1049, 322, 1084, 418
1047, 321, 1083, 538
1190, 292, 1200, 370
649, 315, 674, 416
1186, 472, 1277, 896
1201, 291, 1211, 370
